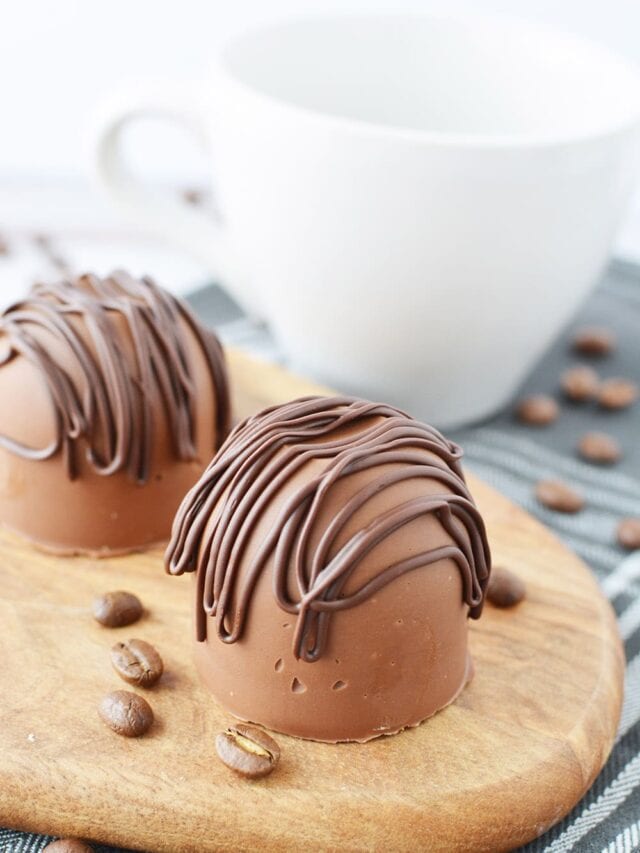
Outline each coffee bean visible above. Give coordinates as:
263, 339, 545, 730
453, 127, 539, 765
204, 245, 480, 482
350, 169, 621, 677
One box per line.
43, 840, 93, 853
487, 567, 526, 608
598, 377, 638, 410
561, 365, 600, 402
0, 234, 9, 256
182, 187, 204, 206
577, 432, 622, 465
515, 394, 559, 426
111, 639, 163, 687
92, 591, 143, 628
617, 518, 640, 551
50, 254, 72, 274
33, 232, 52, 249
535, 479, 585, 513
98, 690, 154, 737
215, 724, 280, 779
572, 326, 615, 356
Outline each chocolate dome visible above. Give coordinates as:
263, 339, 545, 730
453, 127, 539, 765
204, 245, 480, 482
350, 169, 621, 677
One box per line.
0, 271, 230, 555
166, 396, 491, 742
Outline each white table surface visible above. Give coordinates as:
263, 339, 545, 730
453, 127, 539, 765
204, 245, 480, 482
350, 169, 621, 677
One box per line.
0, 181, 210, 305
1, 179, 640, 308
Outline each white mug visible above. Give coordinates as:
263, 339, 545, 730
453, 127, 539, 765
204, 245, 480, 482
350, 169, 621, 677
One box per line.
92, 13, 640, 428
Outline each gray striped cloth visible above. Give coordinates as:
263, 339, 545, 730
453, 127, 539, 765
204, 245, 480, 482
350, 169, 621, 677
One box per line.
2, 261, 639, 853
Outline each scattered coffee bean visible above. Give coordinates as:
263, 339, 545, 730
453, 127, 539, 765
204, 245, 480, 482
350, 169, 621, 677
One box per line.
111, 639, 163, 687
515, 394, 559, 426
572, 326, 616, 356
92, 591, 143, 628
577, 431, 622, 465
561, 365, 600, 402
50, 254, 72, 274
215, 724, 280, 779
598, 377, 639, 410
31, 231, 73, 275
182, 187, 204, 206
535, 479, 585, 513
98, 689, 154, 737
43, 840, 93, 853
617, 518, 640, 551
487, 567, 526, 608
32, 232, 52, 249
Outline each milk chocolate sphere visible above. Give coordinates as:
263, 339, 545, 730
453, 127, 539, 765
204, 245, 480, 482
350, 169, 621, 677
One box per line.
167, 396, 491, 742
0, 271, 230, 555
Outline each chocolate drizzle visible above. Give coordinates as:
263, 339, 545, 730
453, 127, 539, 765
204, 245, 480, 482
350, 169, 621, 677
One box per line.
166, 396, 491, 662
0, 271, 230, 481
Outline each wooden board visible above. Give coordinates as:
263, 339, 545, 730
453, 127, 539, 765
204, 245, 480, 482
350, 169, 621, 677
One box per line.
0, 348, 624, 853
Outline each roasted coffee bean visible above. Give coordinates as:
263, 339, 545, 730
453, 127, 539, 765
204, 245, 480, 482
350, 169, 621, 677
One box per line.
572, 326, 615, 356
561, 365, 600, 402
43, 840, 93, 853
535, 479, 585, 513
92, 591, 143, 628
50, 254, 72, 273
182, 187, 204, 206
598, 377, 639, 410
515, 395, 559, 426
111, 639, 163, 687
33, 232, 52, 249
487, 567, 526, 608
98, 690, 154, 737
617, 518, 640, 551
215, 724, 280, 779
577, 431, 622, 465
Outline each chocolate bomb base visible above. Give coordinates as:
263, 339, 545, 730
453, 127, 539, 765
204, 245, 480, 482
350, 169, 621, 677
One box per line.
168, 397, 490, 743
0, 346, 216, 555
0, 273, 229, 555
194, 566, 473, 743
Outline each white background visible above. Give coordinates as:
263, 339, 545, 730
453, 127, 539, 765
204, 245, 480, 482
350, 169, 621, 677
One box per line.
2, 0, 640, 294
3, 0, 640, 182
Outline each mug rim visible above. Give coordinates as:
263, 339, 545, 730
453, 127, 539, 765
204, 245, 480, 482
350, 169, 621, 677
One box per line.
212, 11, 640, 149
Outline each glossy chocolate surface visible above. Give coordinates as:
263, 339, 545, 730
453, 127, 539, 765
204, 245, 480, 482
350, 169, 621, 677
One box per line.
0, 271, 230, 554
167, 397, 491, 742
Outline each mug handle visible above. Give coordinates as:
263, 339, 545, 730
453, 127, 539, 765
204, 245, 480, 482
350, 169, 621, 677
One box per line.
91, 83, 241, 291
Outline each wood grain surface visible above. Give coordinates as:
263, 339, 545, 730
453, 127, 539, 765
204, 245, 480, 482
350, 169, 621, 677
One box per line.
0, 348, 624, 852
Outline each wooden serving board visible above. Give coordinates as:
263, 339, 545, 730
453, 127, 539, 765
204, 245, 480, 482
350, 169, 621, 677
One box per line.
0, 349, 624, 853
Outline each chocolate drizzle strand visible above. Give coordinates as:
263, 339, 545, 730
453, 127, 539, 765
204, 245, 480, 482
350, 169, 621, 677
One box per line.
0, 271, 230, 481
166, 396, 491, 662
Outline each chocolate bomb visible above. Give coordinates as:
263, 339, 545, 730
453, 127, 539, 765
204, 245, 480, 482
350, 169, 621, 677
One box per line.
166, 396, 491, 743
0, 271, 230, 555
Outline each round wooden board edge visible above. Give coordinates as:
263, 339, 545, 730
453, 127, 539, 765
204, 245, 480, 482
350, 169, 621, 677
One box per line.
0, 346, 627, 853
224, 346, 626, 851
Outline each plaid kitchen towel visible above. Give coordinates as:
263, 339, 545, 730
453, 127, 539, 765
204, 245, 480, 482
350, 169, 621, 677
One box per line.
2, 260, 639, 853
